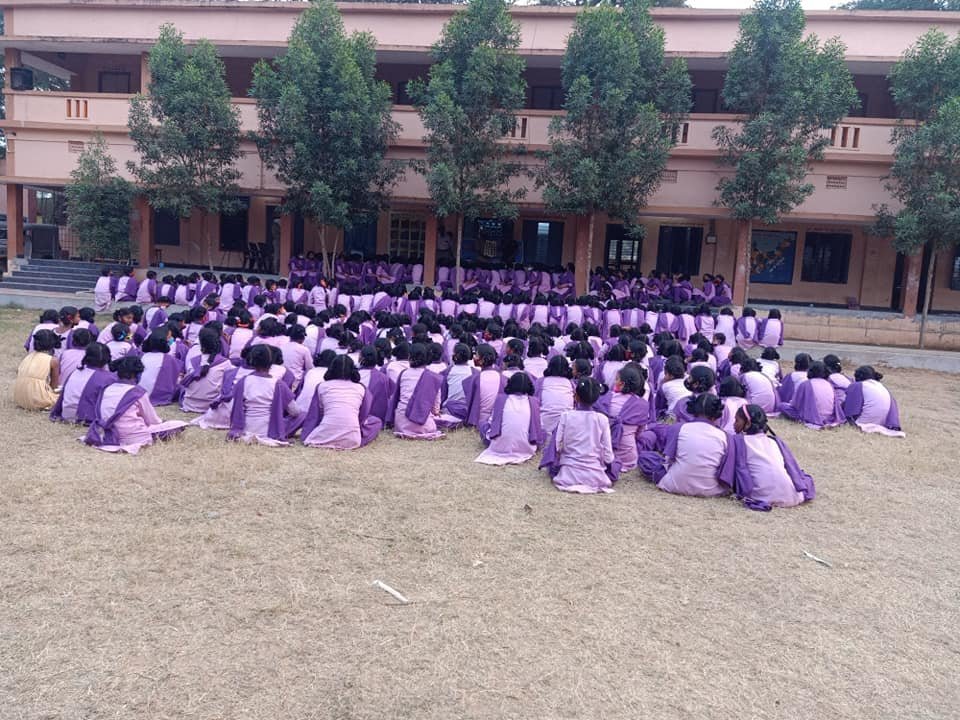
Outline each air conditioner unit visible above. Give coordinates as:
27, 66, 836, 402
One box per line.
10, 68, 34, 91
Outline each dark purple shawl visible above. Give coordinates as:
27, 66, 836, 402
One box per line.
484, 393, 544, 446
721, 434, 816, 511
300, 381, 381, 447
50, 368, 116, 424
227, 375, 303, 441
842, 381, 902, 431
83, 383, 146, 447
386, 368, 444, 426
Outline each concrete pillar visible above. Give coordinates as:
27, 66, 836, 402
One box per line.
423, 214, 438, 288
140, 52, 151, 93
6, 183, 24, 260
574, 214, 592, 297
900, 251, 923, 317
136, 196, 153, 270
731, 219, 751, 307
278, 212, 293, 276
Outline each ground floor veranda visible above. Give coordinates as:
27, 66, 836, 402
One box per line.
4, 183, 959, 318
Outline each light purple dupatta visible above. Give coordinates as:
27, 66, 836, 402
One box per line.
50, 369, 116, 424
84, 384, 147, 447
463, 369, 506, 428
226, 375, 304, 442
482, 393, 544, 447
385, 368, 444, 426
778, 380, 845, 429
179, 354, 229, 389
595, 393, 650, 445
300, 382, 382, 447
538, 407, 622, 482
722, 434, 816, 511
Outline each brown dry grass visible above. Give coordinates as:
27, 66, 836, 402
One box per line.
0, 306, 958, 720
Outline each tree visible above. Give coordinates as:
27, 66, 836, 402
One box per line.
539, 0, 691, 294
875, 29, 960, 346
838, 0, 959, 10
127, 24, 242, 270
537, 0, 688, 7
251, 0, 399, 279
408, 0, 528, 291
66, 134, 135, 261
713, 0, 858, 306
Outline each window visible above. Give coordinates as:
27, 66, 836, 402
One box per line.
389, 213, 426, 261
802, 231, 852, 284
344, 220, 378, 259
951, 247, 960, 291
521, 220, 563, 266
396, 81, 413, 106
98, 71, 131, 94
691, 89, 718, 114
657, 225, 702, 276
530, 86, 563, 110
219, 198, 249, 252
606, 224, 642, 272
153, 208, 181, 247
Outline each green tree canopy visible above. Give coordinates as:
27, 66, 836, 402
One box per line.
713, 0, 858, 302
252, 0, 399, 277
66, 134, 135, 261
409, 0, 528, 289
539, 0, 690, 292
127, 24, 242, 269
875, 29, 960, 344
838, 0, 959, 10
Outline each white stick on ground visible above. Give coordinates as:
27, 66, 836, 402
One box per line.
372, 579, 410, 604
803, 550, 833, 568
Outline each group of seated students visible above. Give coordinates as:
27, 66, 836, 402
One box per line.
18, 272, 904, 510
93, 256, 732, 317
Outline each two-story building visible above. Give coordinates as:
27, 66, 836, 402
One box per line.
1, 0, 959, 314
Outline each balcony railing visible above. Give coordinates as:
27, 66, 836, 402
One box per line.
4, 90, 902, 175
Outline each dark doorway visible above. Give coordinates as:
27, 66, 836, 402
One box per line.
657, 225, 702, 276
521, 220, 564, 266
605, 223, 642, 272
463, 218, 516, 264
891, 252, 905, 311
344, 219, 378, 259
219, 197, 249, 253
153, 208, 181, 247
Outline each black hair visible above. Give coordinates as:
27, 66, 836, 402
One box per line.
544, 355, 572, 379
686, 393, 723, 421
760, 347, 781, 361
197, 328, 221, 377
287, 324, 307, 343
188, 305, 207, 323
503, 354, 525, 370
69, 328, 93, 349
79, 307, 96, 322
718, 376, 746, 398
505, 372, 535, 396
572, 358, 593, 379
606, 344, 626, 362
142, 330, 170, 354
247, 344, 273, 371
768, 309, 782, 320
617, 364, 646, 397
794, 353, 813, 372
684, 365, 716, 394
391, 342, 410, 361
713, 332, 727, 345
823, 354, 843, 375
740, 358, 761, 374
59, 306, 78, 324
111, 355, 145, 379
409, 343, 430, 369
574, 377, 604, 407
738, 403, 775, 437
742, 307, 757, 318
428, 342, 444, 364
854, 365, 883, 382
806, 361, 830, 380
110, 323, 131, 342
359, 345, 381, 369
325, 353, 361, 383
474, 344, 497, 368
39, 309, 58, 324
315, 349, 338, 368
664, 356, 686, 380
81, 342, 112, 370
33, 329, 62, 353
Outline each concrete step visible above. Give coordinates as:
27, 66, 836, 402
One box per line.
9, 270, 103, 283
0, 279, 93, 293
24, 259, 132, 272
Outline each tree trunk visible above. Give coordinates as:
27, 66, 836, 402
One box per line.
319, 224, 329, 281
919, 244, 937, 349
586, 211, 595, 294
732, 218, 753, 307
201, 211, 214, 271
455, 217, 463, 293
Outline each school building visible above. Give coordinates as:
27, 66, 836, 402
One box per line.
1, 1, 960, 326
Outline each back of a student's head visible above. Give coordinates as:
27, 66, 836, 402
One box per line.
806, 361, 830, 380
70, 328, 93, 349
110, 323, 130, 342
617, 365, 645, 397
664, 355, 686, 380
82, 342, 112, 370
718, 376, 746, 398
112, 355, 145, 379
142, 329, 170, 354
685, 365, 716, 394
714, 332, 727, 346
409, 343, 430, 368
761, 347, 780, 361
474, 344, 497, 368
854, 365, 883, 383
505, 371, 535, 396
325, 353, 361, 383
574, 377, 604, 407
686, 392, 723, 421
392, 342, 411, 361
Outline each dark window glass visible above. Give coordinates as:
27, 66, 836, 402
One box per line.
98, 71, 131, 94
219, 198, 249, 252
801, 231, 852, 284
657, 225, 702, 276
153, 208, 180, 247
530, 86, 563, 110
605, 223, 642, 272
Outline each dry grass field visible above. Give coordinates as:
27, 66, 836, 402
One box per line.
0, 306, 958, 720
